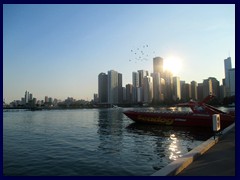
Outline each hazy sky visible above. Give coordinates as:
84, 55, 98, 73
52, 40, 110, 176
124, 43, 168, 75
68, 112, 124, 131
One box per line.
3, 4, 235, 103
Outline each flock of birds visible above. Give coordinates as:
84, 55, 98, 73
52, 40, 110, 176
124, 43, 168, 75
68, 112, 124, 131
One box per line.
128, 44, 156, 64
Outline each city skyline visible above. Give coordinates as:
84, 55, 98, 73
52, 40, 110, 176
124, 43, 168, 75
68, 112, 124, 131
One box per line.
3, 4, 235, 103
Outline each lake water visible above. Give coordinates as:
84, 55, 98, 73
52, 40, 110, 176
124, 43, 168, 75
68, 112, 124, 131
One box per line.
3, 107, 216, 176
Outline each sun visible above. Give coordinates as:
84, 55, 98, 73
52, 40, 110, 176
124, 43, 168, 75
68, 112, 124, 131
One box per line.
164, 56, 182, 75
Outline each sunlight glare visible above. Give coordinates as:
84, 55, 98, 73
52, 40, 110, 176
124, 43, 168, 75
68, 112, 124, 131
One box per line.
164, 56, 182, 75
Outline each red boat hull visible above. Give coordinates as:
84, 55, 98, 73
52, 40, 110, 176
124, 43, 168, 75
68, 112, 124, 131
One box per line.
123, 110, 234, 129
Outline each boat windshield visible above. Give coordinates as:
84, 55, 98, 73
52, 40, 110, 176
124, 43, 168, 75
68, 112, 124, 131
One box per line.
193, 105, 206, 113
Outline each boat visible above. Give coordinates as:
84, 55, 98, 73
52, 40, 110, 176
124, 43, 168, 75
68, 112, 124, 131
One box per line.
123, 95, 235, 129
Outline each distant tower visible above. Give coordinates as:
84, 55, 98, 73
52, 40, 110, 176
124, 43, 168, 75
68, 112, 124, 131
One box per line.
197, 83, 204, 101
118, 73, 123, 104
45, 96, 48, 103
172, 76, 181, 101
152, 72, 164, 103
108, 70, 119, 104
132, 72, 139, 103
208, 77, 220, 98
138, 70, 149, 87
153, 57, 164, 76
126, 84, 133, 103
143, 76, 153, 103
202, 78, 212, 98
98, 73, 108, 103
224, 57, 232, 96
191, 81, 198, 100
25, 91, 28, 104
229, 68, 235, 96
164, 70, 173, 101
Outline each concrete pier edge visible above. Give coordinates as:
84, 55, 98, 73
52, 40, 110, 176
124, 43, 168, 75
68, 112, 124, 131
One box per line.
151, 123, 235, 176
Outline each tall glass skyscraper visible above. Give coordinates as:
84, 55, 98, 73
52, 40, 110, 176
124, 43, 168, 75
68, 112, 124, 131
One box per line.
153, 57, 164, 76
224, 57, 232, 95
108, 70, 119, 104
98, 73, 108, 103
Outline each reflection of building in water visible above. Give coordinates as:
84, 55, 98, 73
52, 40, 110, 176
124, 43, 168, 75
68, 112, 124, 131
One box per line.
97, 109, 124, 154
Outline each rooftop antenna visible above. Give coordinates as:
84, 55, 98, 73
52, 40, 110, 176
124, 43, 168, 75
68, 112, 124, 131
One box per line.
228, 51, 231, 58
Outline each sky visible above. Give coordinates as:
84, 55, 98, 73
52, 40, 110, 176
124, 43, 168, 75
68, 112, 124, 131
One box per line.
3, 4, 235, 103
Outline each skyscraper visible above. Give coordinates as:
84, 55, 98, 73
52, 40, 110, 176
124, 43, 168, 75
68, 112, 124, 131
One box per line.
197, 83, 203, 101
191, 81, 198, 100
98, 73, 108, 103
108, 70, 119, 104
126, 84, 133, 103
229, 68, 235, 96
202, 78, 212, 98
138, 70, 149, 87
132, 72, 139, 103
208, 77, 220, 98
172, 76, 181, 101
118, 73, 123, 104
184, 83, 191, 101
164, 70, 173, 101
153, 57, 164, 76
25, 91, 28, 104
143, 76, 153, 103
152, 72, 164, 103
224, 57, 232, 96
138, 70, 148, 102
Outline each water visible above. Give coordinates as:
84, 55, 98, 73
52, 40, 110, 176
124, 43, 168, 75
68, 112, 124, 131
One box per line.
3, 108, 215, 176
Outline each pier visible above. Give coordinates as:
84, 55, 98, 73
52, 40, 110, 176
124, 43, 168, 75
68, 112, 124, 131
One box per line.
151, 123, 235, 176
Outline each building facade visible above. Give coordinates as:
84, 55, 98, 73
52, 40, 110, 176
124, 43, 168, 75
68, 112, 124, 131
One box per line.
172, 76, 181, 101
224, 57, 232, 96
98, 73, 108, 103
229, 68, 235, 96
153, 57, 164, 76
108, 70, 119, 104
143, 76, 153, 103
191, 81, 198, 100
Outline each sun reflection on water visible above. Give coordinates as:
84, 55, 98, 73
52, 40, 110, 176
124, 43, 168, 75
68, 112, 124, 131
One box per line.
168, 134, 182, 160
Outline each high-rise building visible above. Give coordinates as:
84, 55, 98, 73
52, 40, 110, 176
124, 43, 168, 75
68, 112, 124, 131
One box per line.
202, 78, 212, 98
126, 84, 133, 103
224, 57, 232, 96
143, 76, 153, 103
152, 72, 164, 103
118, 73, 123, 104
184, 83, 191, 101
132, 72, 139, 103
197, 83, 204, 101
180, 81, 185, 101
138, 70, 149, 87
172, 76, 181, 101
29, 93, 33, 101
137, 87, 143, 103
138, 70, 149, 102
48, 97, 53, 104
122, 87, 126, 102
208, 77, 220, 98
164, 70, 173, 101
191, 81, 198, 100
25, 91, 29, 104
229, 68, 235, 96
108, 70, 119, 104
93, 94, 98, 103
153, 57, 164, 76
219, 85, 226, 101
45, 96, 48, 103
98, 73, 108, 103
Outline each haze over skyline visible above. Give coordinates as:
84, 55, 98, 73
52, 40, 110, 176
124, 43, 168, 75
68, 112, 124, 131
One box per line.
3, 4, 235, 103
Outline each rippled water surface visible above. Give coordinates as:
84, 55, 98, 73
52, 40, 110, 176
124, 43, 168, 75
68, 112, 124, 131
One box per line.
4, 108, 215, 176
